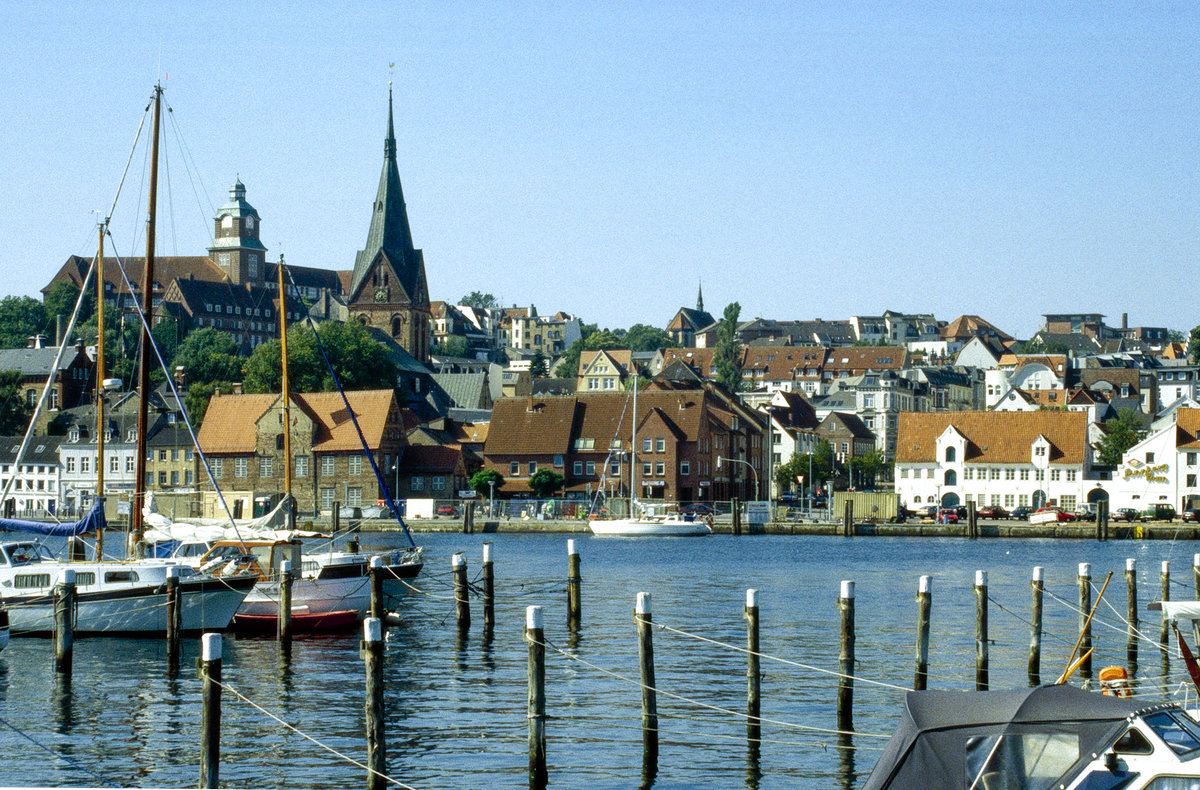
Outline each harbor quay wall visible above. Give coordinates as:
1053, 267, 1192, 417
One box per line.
335, 517, 1200, 539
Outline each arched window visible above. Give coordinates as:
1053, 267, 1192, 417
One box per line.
945, 446, 956, 463
944, 470, 957, 486
392, 317, 402, 337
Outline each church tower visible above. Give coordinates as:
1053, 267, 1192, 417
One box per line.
207, 178, 267, 285
346, 89, 431, 363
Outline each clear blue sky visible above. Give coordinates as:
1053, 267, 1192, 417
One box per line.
3, 2, 1198, 339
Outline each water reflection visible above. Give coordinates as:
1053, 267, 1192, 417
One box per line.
745, 725, 762, 789
52, 675, 72, 734
837, 732, 856, 790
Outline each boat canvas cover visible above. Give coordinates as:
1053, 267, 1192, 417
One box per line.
861, 685, 1141, 790
0, 498, 104, 537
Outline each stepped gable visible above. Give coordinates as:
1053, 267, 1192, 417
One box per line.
895, 411, 1088, 465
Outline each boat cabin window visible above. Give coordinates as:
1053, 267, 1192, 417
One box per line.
73, 572, 96, 586
1144, 711, 1200, 757
104, 571, 139, 584
1142, 777, 1200, 788
966, 732, 1080, 790
14, 573, 51, 589
1113, 727, 1155, 755
4, 543, 51, 566
173, 543, 212, 559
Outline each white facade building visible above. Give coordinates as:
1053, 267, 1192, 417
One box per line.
894, 411, 1096, 513
1109, 407, 1200, 513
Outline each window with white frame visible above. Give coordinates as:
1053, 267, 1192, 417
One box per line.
211, 458, 223, 477
680, 461, 690, 475
411, 476, 424, 491
655, 462, 665, 476
586, 462, 595, 475
295, 456, 308, 477
261, 457, 273, 478
320, 487, 335, 511
432, 477, 446, 491
1050, 469, 1061, 481
655, 438, 665, 453
510, 462, 519, 476
235, 458, 248, 478
321, 456, 335, 476
573, 461, 583, 475
346, 486, 362, 506
349, 456, 363, 476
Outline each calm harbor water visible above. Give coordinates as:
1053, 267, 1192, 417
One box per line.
0, 532, 1197, 789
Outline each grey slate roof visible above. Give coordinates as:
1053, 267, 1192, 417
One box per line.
0, 435, 62, 465
0, 346, 75, 376
431, 372, 491, 410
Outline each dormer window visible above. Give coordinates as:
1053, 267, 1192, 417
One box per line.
68, 428, 79, 443
127, 429, 136, 442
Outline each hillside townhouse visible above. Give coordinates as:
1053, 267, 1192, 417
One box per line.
197, 389, 407, 517
1154, 360, 1200, 410
736, 318, 857, 347
0, 336, 94, 415
0, 436, 62, 516
741, 346, 827, 395
940, 315, 1013, 354
894, 411, 1095, 513
985, 355, 1068, 408
499, 306, 582, 358
850, 311, 941, 346
825, 371, 919, 457
1109, 407, 1200, 513
815, 412, 876, 467
761, 391, 820, 470
577, 349, 640, 392
482, 388, 764, 505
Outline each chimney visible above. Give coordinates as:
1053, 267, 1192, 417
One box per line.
1121, 312, 1128, 330
233, 382, 243, 395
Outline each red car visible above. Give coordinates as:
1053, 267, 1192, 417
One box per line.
936, 508, 959, 524
1033, 506, 1076, 523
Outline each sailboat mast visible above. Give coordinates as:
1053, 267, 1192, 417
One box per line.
630, 378, 638, 510
131, 83, 162, 551
95, 222, 106, 558
278, 255, 292, 499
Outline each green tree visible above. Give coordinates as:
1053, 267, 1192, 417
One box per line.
242, 320, 397, 394
553, 325, 623, 378
527, 468, 564, 498
460, 292, 499, 310
1190, 325, 1200, 364
1096, 408, 1148, 467
44, 281, 95, 329
433, 335, 468, 357
0, 370, 33, 434
469, 468, 503, 498
713, 302, 743, 392
0, 295, 49, 348
774, 440, 837, 495
529, 350, 548, 378
847, 450, 889, 488
173, 328, 243, 386
623, 323, 676, 352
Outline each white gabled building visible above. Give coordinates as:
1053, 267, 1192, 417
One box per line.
0, 436, 63, 516
894, 411, 1097, 513
1109, 407, 1200, 513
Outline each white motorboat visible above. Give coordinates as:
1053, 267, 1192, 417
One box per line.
863, 683, 1200, 790
197, 539, 422, 632
0, 540, 255, 636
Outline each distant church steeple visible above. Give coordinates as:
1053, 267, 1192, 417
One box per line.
696, 281, 704, 312
346, 86, 432, 363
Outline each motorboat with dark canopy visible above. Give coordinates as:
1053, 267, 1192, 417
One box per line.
862, 683, 1200, 790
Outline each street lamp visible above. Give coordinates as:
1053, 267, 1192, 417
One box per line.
488, 478, 495, 518
716, 456, 759, 503
391, 462, 399, 509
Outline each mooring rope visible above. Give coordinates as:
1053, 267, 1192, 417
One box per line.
642, 616, 911, 693
0, 716, 122, 787
213, 677, 419, 789
532, 633, 891, 740
985, 594, 1077, 647
1042, 585, 1171, 653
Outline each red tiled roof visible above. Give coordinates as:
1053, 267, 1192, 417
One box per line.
895, 411, 1088, 465
198, 389, 398, 454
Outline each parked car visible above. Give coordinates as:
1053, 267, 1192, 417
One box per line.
914, 505, 938, 522
1181, 508, 1200, 523
1073, 506, 1098, 522
936, 508, 960, 524
680, 503, 715, 517
977, 505, 1008, 520
1009, 505, 1033, 520
436, 503, 460, 517
1140, 504, 1176, 522
1111, 507, 1140, 522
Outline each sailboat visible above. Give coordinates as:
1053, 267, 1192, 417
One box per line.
0, 84, 257, 635
588, 379, 711, 537
142, 257, 423, 632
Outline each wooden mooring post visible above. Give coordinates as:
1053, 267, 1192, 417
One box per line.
165, 565, 181, 675
368, 557, 384, 621
482, 543, 495, 633
745, 589, 761, 736
842, 501, 854, 538
278, 559, 294, 651
837, 580, 855, 730
1097, 501, 1109, 541
975, 570, 988, 691
1161, 560, 1171, 646
732, 497, 742, 536
1126, 558, 1139, 671
567, 539, 581, 631
453, 552, 470, 634
967, 501, 978, 539
199, 633, 222, 789
1078, 563, 1093, 679
331, 500, 340, 536
526, 605, 547, 789
363, 617, 387, 790
1029, 566, 1043, 685
463, 501, 475, 534
635, 592, 658, 766
914, 575, 931, 690
54, 569, 75, 676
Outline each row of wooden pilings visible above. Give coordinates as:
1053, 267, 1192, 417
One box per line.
41, 544, 1189, 788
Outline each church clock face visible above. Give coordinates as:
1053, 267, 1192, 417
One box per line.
374, 287, 388, 302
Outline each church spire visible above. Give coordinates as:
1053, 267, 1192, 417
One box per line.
697, 280, 704, 312
350, 87, 418, 298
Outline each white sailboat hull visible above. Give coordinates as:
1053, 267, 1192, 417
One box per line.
3, 575, 256, 636
589, 518, 712, 537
